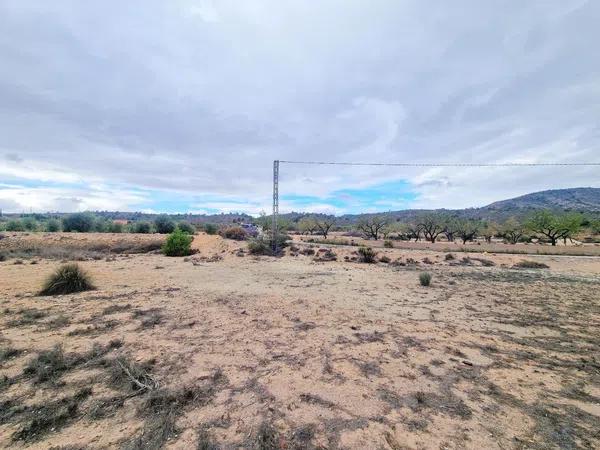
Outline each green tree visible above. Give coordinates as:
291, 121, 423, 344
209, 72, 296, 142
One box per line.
45, 219, 62, 232
132, 221, 152, 233
62, 213, 95, 232
22, 217, 38, 231
154, 215, 176, 234
5, 219, 25, 231
526, 210, 582, 246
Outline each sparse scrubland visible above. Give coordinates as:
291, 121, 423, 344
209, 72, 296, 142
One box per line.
1, 230, 599, 449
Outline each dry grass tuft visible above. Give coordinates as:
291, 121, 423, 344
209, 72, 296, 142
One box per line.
39, 263, 95, 296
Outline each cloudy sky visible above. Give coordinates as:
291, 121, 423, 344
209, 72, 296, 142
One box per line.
1, 0, 598, 215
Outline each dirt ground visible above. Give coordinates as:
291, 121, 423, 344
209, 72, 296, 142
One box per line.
1, 233, 599, 449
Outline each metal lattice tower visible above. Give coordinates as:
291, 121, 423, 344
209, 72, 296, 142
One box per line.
272, 160, 279, 252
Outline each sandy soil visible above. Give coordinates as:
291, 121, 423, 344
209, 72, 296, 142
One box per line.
1, 233, 599, 449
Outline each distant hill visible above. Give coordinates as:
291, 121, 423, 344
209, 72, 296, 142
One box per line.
279, 187, 600, 224
483, 188, 600, 212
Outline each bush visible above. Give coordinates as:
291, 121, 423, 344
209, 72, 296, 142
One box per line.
45, 219, 62, 232
162, 229, 193, 256
419, 272, 432, 287
108, 222, 124, 233
177, 221, 195, 234
62, 213, 95, 232
379, 255, 391, 263
220, 226, 247, 241
93, 219, 110, 232
132, 221, 152, 234
512, 260, 549, 269
22, 217, 38, 231
357, 246, 377, 263
383, 240, 394, 248
248, 237, 272, 255
154, 215, 176, 234
5, 219, 25, 231
39, 263, 96, 296
203, 223, 218, 235
444, 253, 455, 261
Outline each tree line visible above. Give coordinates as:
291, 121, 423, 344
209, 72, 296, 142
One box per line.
268, 210, 597, 246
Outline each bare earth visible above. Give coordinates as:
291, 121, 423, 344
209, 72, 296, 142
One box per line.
1, 233, 599, 449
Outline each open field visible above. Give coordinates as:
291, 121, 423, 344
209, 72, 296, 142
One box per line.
295, 233, 600, 257
1, 233, 600, 449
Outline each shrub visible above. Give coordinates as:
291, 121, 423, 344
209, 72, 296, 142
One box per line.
383, 240, 394, 248
108, 222, 124, 233
419, 272, 432, 287
512, 260, 549, 269
203, 223, 218, 235
313, 248, 337, 262
22, 217, 38, 231
220, 226, 247, 241
93, 219, 110, 232
39, 263, 96, 296
133, 221, 152, 233
177, 221, 195, 234
357, 246, 377, 263
162, 229, 193, 256
62, 213, 95, 232
444, 253, 455, 261
45, 219, 62, 232
6, 219, 25, 231
154, 215, 176, 234
379, 255, 391, 263
247, 237, 272, 255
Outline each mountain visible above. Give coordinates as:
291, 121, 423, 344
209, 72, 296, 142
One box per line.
483, 188, 600, 212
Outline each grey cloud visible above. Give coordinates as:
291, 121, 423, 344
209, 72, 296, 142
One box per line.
0, 0, 598, 212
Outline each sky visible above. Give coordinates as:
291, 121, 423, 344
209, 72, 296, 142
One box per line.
1, 0, 599, 215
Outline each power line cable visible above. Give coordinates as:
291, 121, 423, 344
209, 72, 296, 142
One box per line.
278, 160, 600, 167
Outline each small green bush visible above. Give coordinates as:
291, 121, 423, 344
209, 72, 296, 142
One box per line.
22, 217, 38, 231
162, 229, 193, 256
39, 263, 96, 296
220, 226, 247, 241
419, 272, 432, 287
155, 215, 176, 234
357, 246, 377, 263
177, 221, 195, 234
45, 219, 62, 232
248, 237, 272, 255
203, 223, 218, 235
62, 213, 95, 232
132, 221, 152, 234
383, 240, 394, 248
93, 219, 110, 232
5, 220, 25, 231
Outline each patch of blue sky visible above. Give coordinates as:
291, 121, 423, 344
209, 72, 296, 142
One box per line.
282, 179, 418, 213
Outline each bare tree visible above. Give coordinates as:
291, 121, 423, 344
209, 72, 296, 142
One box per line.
480, 222, 498, 244
357, 215, 389, 240
443, 217, 459, 242
418, 214, 445, 243
314, 216, 336, 239
406, 223, 422, 241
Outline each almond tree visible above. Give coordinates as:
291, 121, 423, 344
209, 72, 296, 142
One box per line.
418, 214, 445, 243
314, 216, 336, 239
357, 215, 389, 240
526, 210, 582, 246
500, 217, 525, 244
455, 219, 479, 244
